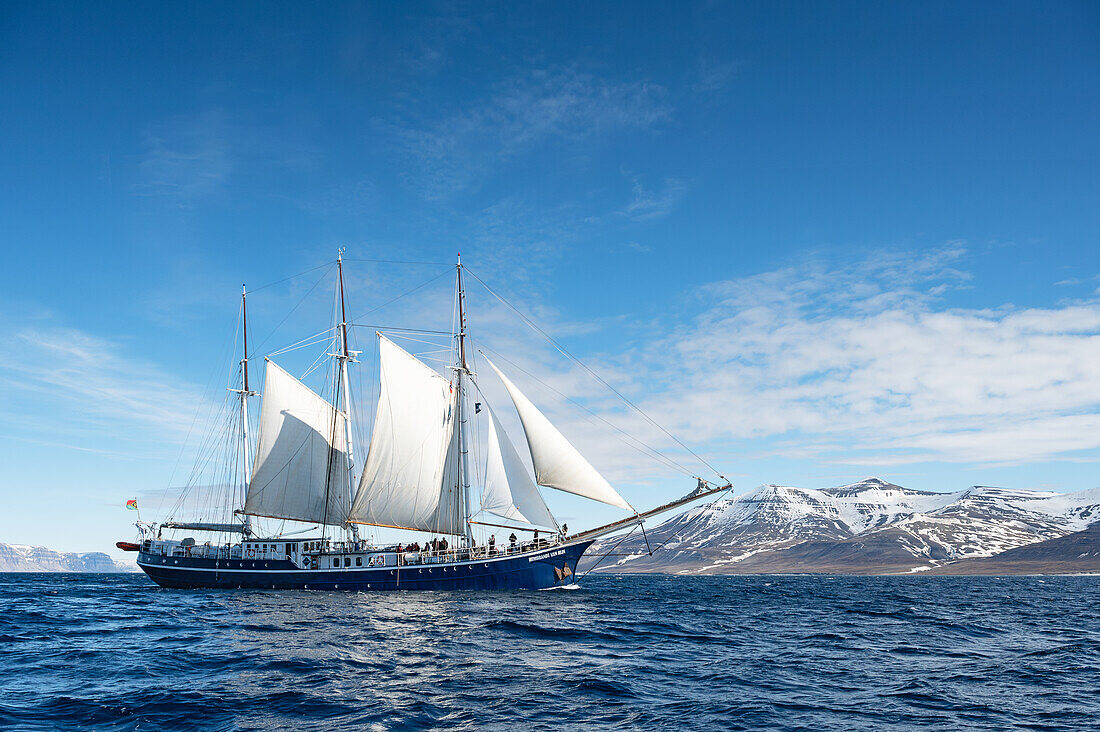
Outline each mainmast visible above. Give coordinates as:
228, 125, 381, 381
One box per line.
336, 252, 359, 540
234, 285, 255, 536
456, 255, 475, 546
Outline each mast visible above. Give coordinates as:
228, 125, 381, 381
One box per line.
236, 285, 255, 536
337, 251, 358, 539
456, 255, 475, 546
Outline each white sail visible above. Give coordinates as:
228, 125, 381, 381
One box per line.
484, 357, 633, 511
482, 402, 558, 528
348, 335, 464, 535
245, 360, 350, 525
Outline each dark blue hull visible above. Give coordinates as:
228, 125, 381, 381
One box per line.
137, 541, 592, 591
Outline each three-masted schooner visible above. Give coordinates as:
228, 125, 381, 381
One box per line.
125, 255, 728, 590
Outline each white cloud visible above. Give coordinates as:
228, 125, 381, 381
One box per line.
632, 245, 1100, 466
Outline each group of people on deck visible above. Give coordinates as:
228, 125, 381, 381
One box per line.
395, 537, 449, 555
484, 524, 568, 556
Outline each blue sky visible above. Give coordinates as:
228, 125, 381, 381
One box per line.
1, 1, 1098, 554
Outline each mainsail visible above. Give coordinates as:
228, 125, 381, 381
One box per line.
484, 357, 633, 512
244, 359, 350, 526
347, 335, 464, 535
481, 403, 558, 528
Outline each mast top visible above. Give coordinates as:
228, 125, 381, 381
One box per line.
337, 250, 350, 360
456, 254, 469, 373
241, 284, 251, 394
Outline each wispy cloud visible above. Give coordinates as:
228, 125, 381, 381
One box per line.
131, 109, 318, 205
132, 110, 234, 201
0, 320, 223, 457
619, 175, 689, 221
687, 57, 740, 96
392, 67, 670, 198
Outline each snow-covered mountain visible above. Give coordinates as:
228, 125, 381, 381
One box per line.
588, 478, 1100, 574
0, 542, 136, 572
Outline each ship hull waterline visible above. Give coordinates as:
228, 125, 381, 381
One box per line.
137, 540, 593, 591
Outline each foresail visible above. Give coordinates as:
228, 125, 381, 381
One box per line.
347, 335, 465, 535
483, 357, 633, 512
482, 402, 558, 528
245, 360, 350, 526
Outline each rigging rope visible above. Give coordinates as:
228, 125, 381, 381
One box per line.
463, 267, 727, 483
252, 263, 336, 353
473, 343, 697, 479
343, 258, 452, 266
249, 261, 335, 294
348, 268, 453, 324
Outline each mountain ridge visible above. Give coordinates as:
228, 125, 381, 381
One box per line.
0, 542, 137, 573
586, 477, 1100, 575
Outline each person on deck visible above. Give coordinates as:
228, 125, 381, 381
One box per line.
509, 532, 517, 551
561, 524, 568, 538
439, 537, 449, 551
488, 534, 496, 555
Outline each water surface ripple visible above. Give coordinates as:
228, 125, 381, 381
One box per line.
1, 573, 1097, 730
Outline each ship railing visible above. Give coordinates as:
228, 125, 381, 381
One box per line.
390, 536, 565, 566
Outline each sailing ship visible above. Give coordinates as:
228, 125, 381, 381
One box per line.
124, 254, 728, 590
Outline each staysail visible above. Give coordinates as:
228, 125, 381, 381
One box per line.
483, 357, 633, 511
347, 335, 464, 535
481, 402, 558, 528
244, 359, 350, 525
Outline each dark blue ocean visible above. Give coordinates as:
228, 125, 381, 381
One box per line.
1, 573, 1097, 731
